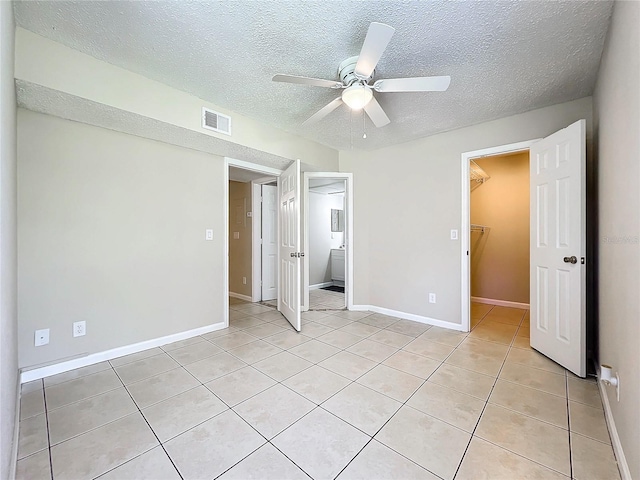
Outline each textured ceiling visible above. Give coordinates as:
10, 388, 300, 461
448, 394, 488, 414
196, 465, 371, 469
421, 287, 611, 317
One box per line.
14, 1, 613, 151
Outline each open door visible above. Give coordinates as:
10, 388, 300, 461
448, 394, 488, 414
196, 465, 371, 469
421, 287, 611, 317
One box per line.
278, 159, 302, 331
530, 119, 586, 377
261, 185, 278, 301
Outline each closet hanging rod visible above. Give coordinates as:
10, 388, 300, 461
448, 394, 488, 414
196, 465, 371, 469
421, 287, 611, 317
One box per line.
471, 224, 488, 233
470, 160, 490, 183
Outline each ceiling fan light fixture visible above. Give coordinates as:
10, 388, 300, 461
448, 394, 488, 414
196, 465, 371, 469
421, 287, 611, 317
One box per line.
342, 84, 373, 110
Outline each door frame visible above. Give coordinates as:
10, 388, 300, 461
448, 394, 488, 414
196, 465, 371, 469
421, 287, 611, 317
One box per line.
302, 172, 354, 311
224, 157, 283, 328
460, 140, 540, 332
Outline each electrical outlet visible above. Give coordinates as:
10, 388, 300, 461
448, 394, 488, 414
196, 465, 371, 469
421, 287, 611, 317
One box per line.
205, 229, 213, 241
233, 232, 240, 240
242, 277, 247, 285
429, 293, 436, 304
73, 321, 86, 337
35, 329, 49, 347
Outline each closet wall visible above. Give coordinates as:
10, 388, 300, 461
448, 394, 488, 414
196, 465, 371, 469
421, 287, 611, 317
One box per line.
470, 151, 530, 304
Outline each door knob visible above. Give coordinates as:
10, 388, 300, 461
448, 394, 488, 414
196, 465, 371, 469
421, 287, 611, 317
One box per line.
563, 256, 578, 264
290, 253, 296, 257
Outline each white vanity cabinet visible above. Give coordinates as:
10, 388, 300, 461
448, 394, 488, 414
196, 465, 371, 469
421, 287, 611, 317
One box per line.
331, 249, 345, 285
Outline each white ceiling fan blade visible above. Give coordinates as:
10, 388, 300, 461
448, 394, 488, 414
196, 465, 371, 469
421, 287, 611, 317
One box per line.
373, 76, 451, 92
273, 74, 342, 89
354, 22, 395, 79
364, 96, 390, 128
302, 98, 343, 126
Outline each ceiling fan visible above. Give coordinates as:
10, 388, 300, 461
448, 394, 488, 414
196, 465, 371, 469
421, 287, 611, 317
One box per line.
272, 22, 451, 128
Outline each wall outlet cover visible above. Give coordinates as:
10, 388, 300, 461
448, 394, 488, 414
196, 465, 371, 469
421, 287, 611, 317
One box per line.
450, 229, 458, 240
429, 293, 437, 303
35, 328, 50, 346
205, 229, 214, 240
73, 321, 86, 337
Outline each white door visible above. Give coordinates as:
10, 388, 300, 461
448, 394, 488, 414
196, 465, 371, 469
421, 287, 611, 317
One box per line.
530, 119, 586, 377
261, 185, 278, 301
278, 160, 301, 331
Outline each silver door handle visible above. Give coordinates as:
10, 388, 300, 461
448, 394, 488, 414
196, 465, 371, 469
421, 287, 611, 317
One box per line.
290, 253, 296, 257
563, 256, 578, 264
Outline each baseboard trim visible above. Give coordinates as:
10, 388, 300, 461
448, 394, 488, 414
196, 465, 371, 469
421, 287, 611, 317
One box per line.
309, 282, 334, 290
471, 296, 530, 309
20, 322, 226, 383
9, 374, 20, 480
597, 366, 631, 480
351, 304, 465, 332
229, 292, 252, 302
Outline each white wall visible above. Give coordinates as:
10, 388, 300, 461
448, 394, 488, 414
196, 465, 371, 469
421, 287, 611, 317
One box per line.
340, 97, 592, 324
309, 191, 344, 286
14, 28, 339, 171
18, 110, 226, 369
0, 2, 18, 478
593, 1, 640, 478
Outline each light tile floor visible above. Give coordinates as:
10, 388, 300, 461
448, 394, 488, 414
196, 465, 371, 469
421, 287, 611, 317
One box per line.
16, 300, 621, 480
309, 288, 345, 311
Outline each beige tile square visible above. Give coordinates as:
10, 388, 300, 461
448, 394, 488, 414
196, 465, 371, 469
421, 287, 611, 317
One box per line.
126, 367, 199, 408
376, 405, 471, 480
358, 313, 399, 328
301, 310, 333, 321
45, 369, 122, 410
469, 321, 518, 345
339, 322, 381, 338
315, 315, 354, 329
164, 410, 265, 480
347, 339, 398, 363
331, 310, 373, 321
44, 362, 111, 387
475, 404, 570, 475
456, 437, 567, 480
234, 384, 315, 439
183, 352, 247, 383
253, 310, 287, 323
114, 353, 180, 385
209, 331, 259, 349
471, 303, 493, 320
50, 413, 158, 480
300, 321, 334, 338
288, 339, 340, 363
205, 366, 276, 406
403, 336, 456, 361
263, 330, 311, 349
571, 433, 621, 480
218, 443, 308, 480
48, 387, 138, 445
456, 337, 510, 358
484, 306, 526, 325
227, 340, 282, 364
381, 350, 440, 379
253, 351, 313, 381
317, 329, 363, 349
201, 327, 239, 341
323, 383, 401, 435
161, 336, 205, 352
569, 401, 611, 444
166, 341, 222, 365
267, 315, 295, 329
568, 377, 603, 409
229, 309, 249, 321
505, 347, 565, 374
368, 329, 414, 348
17, 413, 48, 459
445, 349, 504, 377
337, 440, 439, 480
272, 408, 370, 480
110, 348, 165, 367
283, 365, 351, 404
385, 319, 431, 337
319, 351, 377, 381
499, 362, 566, 397
489, 380, 568, 428
233, 303, 274, 315
419, 326, 467, 347
428, 363, 495, 400
97, 446, 181, 479
512, 335, 531, 350
142, 385, 227, 442
231, 316, 267, 330
408, 382, 485, 432
357, 364, 424, 402
19, 389, 45, 420
517, 323, 531, 337
243, 323, 287, 339
15, 449, 51, 480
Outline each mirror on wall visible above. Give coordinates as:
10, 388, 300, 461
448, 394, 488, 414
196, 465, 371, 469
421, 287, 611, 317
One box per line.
331, 209, 344, 232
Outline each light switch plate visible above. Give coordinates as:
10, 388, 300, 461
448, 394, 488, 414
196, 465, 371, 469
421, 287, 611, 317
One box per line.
35, 329, 50, 346
450, 229, 458, 240
205, 229, 213, 241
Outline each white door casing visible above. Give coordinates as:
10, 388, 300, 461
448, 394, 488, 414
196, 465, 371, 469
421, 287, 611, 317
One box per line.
278, 160, 301, 331
530, 119, 586, 377
261, 185, 278, 301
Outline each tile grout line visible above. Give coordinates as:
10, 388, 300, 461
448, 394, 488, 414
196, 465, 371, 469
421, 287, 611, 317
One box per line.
41, 380, 54, 480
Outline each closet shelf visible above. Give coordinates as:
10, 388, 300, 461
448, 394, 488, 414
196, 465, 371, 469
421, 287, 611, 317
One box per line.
471, 224, 488, 233
470, 160, 490, 184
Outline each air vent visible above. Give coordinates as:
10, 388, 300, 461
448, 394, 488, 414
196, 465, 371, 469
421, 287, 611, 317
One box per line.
202, 107, 231, 135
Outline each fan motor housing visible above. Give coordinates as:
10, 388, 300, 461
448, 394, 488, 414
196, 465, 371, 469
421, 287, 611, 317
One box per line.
338, 56, 374, 86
